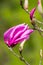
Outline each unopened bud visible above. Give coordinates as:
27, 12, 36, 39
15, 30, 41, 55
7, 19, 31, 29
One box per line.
24, 0, 28, 11
19, 40, 26, 52
38, 0, 43, 15
30, 8, 36, 20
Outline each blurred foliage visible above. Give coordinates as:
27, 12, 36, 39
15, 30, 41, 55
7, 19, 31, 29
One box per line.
0, 0, 43, 65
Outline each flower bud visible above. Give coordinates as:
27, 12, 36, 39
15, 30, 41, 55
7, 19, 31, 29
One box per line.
38, 0, 43, 15
24, 0, 28, 11
30, 8, 36, 20
4, 23, 33, 47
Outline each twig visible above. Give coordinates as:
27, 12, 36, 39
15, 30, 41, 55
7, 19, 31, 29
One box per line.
8, 47, 30, 65
20, 0, 30, 14
20, 56, 30, 65
32, 23, 43, 37
23, 8, 30, 14
33, 18, 43, 25
19, 49, 30, 65
34, 26, 43, 32
9, 47, 19, 58
20, 0, 43, 26
31, 19, 43, 37
35, 27, 43, 37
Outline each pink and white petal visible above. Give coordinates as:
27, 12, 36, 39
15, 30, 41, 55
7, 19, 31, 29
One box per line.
9, 24, 29, 44
12, 24, 28, 39
13, 35, 29, 44
9, 23, 25, 39
21, 29, 33, 38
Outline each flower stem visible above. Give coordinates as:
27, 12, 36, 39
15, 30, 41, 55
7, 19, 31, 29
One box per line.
34, 19, 43, 25
20, 0, 30, 14
9, 47, 19, 58
19, 50, 30, 65
8, 47, 30, 65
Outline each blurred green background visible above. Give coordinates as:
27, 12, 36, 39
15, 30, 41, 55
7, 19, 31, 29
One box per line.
0, 0, 43, 65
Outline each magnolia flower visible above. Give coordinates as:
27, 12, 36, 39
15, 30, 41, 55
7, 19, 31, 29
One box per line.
4, 23, 33, 47
24, 0, 28, 11
38, 0, 43, 14
30, 8, 36, 20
